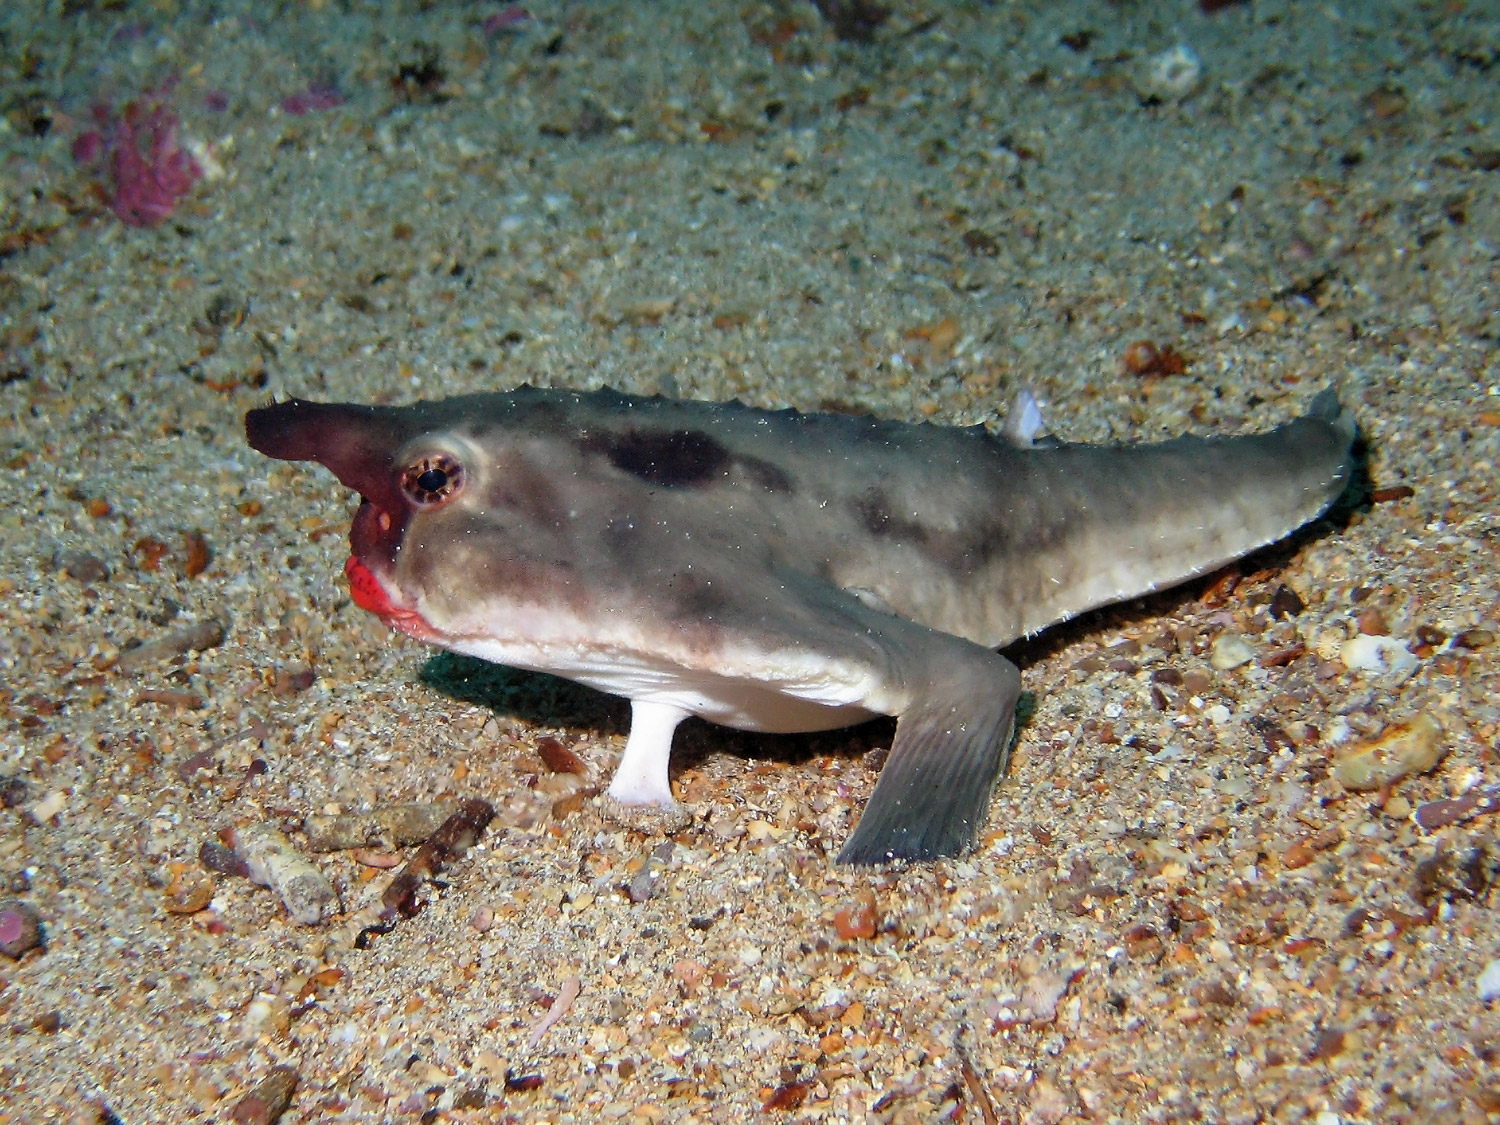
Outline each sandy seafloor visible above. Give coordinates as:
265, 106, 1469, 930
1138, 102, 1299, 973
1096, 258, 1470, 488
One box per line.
1, 0, 1498, 1121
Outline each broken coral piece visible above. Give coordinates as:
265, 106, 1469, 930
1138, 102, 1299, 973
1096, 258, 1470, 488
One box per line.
233, 821, 337, 925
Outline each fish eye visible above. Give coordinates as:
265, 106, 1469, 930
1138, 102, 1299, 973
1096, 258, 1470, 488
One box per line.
401, 452, 464, 506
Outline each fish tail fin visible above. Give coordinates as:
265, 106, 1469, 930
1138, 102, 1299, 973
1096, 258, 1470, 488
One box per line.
1306, 387, 1357, 449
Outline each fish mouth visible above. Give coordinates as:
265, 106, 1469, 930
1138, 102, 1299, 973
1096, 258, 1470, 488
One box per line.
346, 498, 444, 643
343, 555, 443, 642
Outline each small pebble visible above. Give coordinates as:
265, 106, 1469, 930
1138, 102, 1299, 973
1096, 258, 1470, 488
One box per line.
762, 1081, 811, 1112
1413, 624, 1447, 651
1260, 642, 1306, 668
0, 900, 44, 958
551, 789, 591, 820
350, 847, 402, 869
116, 617, 228, 672
182, 531, 212, 578
626, 840, 676, 903
52, 548, 109, 584
1209, 633, 1256, 670
303, 800, 464, 852
1308, 1027, 1347, 1062
200, 840, 251, 878
833, 890, 877, 940
1415, 787, 1500, 831
1181, 668, 1213, 695
613, 295, 677, 324
1268, 585, 1305, 620
1454, 627, 1495, 650
1282, 841, 1316, 870
1134, 44, 1202, 103
230, 1065, 299, 1125
271, 666, 316, 696
164, 865, 215, 914
1027, 1078, 1070, 1125
1332, 714, 1446, 792
28, 790, 67, 824
1122, 339, 1163, 377
1364, 84, 1407, 119
0, 775, 28, 808
469, 905, 495, 933
176, 750, 215, 782
1122, 923, 1164, 960
536, 736, 588, 775
1478, 960, 1500, 1002
1340, 634, 1417, 678
672, 957, 708, 994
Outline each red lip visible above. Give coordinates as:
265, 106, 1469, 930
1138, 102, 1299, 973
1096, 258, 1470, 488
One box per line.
345, 554, 397, 616
343, 555, 441, 641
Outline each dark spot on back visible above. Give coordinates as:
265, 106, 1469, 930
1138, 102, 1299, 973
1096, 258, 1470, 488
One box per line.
740, 455, 794, 494
586, 428, 730, 488
854, 488, 930, 544
671, 572, 729, 619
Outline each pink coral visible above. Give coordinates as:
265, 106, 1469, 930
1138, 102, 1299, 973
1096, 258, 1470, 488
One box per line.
75, 82, 202, 227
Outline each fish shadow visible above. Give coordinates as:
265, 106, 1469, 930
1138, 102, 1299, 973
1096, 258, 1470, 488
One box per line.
419, 651, 631, 735
418, 650, 895, 774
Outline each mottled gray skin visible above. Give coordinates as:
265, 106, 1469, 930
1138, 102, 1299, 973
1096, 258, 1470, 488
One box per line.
246, 386, 1357, 863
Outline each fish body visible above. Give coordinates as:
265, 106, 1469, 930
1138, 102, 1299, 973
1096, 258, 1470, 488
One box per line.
246, 386, 1356, 863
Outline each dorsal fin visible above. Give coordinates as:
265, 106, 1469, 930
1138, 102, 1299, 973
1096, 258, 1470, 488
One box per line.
1000, 388, 1045, 448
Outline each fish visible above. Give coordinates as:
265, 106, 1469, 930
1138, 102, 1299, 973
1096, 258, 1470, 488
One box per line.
244, 385, 1357, 863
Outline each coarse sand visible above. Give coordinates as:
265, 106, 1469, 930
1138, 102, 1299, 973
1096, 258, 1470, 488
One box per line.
1, 1, 1498, 1121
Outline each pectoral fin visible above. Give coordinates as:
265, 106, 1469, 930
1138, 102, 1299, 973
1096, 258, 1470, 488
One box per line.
594, 565, 1021, 863
837, 646, 1020, 864
765, 571, 1023, 864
